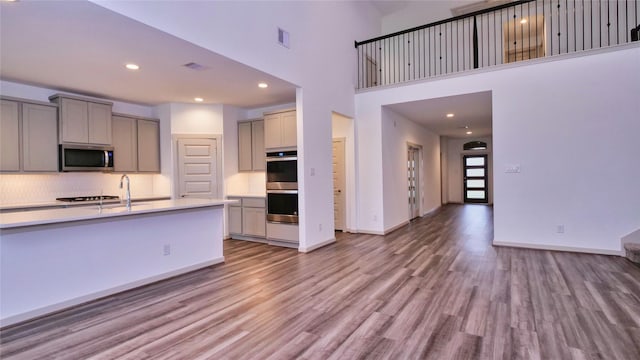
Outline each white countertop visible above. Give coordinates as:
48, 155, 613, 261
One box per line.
226, 194, 266, 198
0, 198, 237, 229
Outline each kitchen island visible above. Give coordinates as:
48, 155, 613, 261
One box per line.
0, 198, 234, 327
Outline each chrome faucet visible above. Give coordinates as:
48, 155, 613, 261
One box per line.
119, 174, 131, 209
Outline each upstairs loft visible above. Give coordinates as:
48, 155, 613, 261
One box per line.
355, 0, 640, 89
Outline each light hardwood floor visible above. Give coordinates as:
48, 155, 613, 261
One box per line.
1, 205, 639, 359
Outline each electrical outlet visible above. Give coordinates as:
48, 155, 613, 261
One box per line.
373, 215, 377, 222
556, 225, 565, 234
319, 223, 322, 232
163, 244, 171, 256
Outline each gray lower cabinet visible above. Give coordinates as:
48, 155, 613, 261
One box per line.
0, 98, 58, 172
238, 120, 265, 171
50, 94, 113, 145
228, 196, 266, 240
266, 222, 299, 246
112, 114, 160, 173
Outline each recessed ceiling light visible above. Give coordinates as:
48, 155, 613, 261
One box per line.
125, 63, 140, 70
466, 131, 473, 135
446, 113, 454, 118
520, 18, 528, 24
258, 82, 268, 89
194, 97, 204, 102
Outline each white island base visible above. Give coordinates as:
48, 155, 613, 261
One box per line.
0, 200, 227, 327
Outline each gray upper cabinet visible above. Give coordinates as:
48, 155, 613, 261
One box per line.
22, 103, 58, 172
238, 119, 265, 172
264, 110, 296, 150
111, 114, 160, 173
0, 97, 57, 173
251, 121, 265, 171
112, 115, 138, 172
0, 99, 21, 171
238, 122, 252, 171
87, 102, 112, 145
137, 119, 160, 173
49, 94, 113, 145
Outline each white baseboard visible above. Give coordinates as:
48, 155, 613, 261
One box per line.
492, 241, 623, 256
422, 205, 441, 216
0, 258, 224, 328
356, 229, 385, 235
384, 220, 409, 234
299, 237, 336, 253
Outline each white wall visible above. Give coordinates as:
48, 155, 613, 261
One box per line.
381, 107, 441, 232
93, 1, 381, 251
332, 112, 356, 233
356, 45, 640, 254
380, 1, 479, 34
445, 136, 493, 204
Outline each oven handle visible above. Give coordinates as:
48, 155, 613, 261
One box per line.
266, 156, 297, 162
267, 190, 298, 194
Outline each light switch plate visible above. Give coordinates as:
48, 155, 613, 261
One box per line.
505, 164, 521, 173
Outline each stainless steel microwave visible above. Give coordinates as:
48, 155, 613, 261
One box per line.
59, 144, 114, 172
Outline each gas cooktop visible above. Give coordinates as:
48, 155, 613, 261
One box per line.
56, 195, 119, 202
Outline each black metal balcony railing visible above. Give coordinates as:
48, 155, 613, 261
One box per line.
355, 0, 640, 89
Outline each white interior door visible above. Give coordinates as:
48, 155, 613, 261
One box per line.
177, 138, 219, 198
332, 139, 346, 231
408, 146, 420, 220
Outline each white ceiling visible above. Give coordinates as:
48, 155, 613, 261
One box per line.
369, 1, 412, 16
1, 0, 493, 136
384, 91, 492, 138
0, 1, 296, 108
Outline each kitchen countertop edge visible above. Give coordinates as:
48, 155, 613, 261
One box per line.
226, 194, 266, 198
0, 198, 236, 230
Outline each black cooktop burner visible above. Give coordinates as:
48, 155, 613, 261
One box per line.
56, 195, 119, 202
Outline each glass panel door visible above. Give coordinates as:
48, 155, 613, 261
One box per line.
408, 146, 420, 219
463, 155, 488, 203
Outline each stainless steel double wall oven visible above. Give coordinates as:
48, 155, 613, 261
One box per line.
266, 151, 298, 224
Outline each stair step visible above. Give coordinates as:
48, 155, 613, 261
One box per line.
624, 242, 640, 264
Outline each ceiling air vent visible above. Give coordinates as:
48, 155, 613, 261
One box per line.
278, 27, 290, 48
182, 62, 209, 71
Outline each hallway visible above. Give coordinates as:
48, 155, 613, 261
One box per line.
1, 205, 639, 359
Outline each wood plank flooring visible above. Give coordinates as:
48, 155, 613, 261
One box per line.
1, 204, 639, 359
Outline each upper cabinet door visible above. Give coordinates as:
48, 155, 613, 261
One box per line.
112, 115, 138, 172
251, 120, 265, 171
88, 102, 112, 145
263, 114, 281, 150
0, 100, 21, 172
60, 98, 88, 143
280, 111, 297, 148
22, 103, 58, 172
137, 119, 160, 172
238, 122, 252, 172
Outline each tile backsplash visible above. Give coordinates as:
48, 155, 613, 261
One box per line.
0, 173, 167, 205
